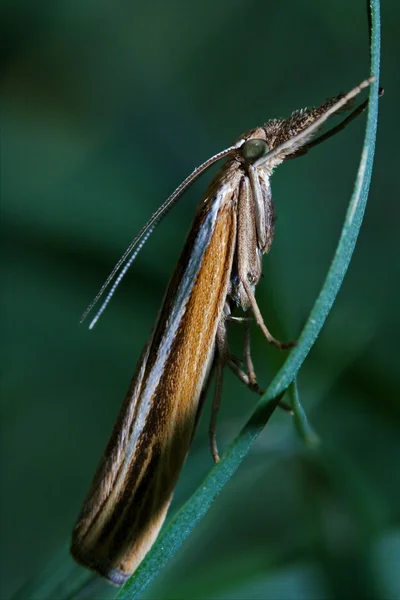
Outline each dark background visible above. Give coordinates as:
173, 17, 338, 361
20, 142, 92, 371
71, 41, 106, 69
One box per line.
1, 1, 399, 599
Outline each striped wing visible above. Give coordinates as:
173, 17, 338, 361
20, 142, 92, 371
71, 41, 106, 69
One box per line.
71, 165, 241, 584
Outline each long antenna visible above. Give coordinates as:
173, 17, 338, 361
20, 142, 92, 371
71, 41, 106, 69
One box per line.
81, 142, 241, 326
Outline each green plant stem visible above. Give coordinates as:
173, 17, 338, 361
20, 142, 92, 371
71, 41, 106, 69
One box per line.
289, 379, 320, 448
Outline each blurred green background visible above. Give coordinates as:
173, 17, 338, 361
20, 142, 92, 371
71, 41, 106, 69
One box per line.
1, 1, 399, 599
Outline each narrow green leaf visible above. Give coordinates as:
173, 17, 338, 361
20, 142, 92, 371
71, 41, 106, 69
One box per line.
289, 379, 320, 448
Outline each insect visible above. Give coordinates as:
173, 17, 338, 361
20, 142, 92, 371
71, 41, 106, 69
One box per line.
71, 78, 374, 585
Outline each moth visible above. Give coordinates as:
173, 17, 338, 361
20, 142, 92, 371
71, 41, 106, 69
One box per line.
71, 78, 373, 585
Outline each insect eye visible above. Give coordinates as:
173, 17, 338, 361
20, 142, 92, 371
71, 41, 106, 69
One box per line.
241, 139, 269, 164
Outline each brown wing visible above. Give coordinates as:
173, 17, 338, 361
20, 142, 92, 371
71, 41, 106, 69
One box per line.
71, 166, 241, 584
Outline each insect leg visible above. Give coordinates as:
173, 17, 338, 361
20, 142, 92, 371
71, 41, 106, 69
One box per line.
227, 311, 292, 411
209, 318, 232, 463
209, 310, 293, 463
226, 350, 292, 413
242, 320, 291, 413
243, 319, 256, 386
242, 280, 295, 350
